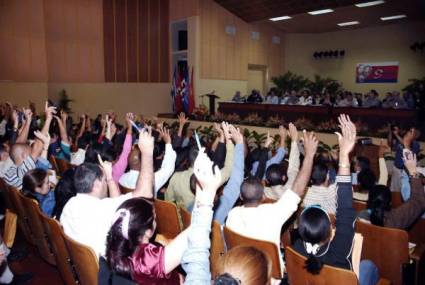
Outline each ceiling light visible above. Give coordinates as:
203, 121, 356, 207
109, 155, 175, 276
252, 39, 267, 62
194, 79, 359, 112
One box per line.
307, 9, 334, 15
338, 21, 360, 26
380, 14, 407, 21
355, 1, 385, 8
269, 16, 292, 21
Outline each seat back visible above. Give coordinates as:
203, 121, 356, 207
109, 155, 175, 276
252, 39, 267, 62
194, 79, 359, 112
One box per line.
49, 155, 59, 173
154, 199, 181, 239
63, 233, 99, 285
3, 209, 17, 248
210, 221, 225, 278
8, 187, 35, 245
391, 191, 403, 208
353, 200, 367, 212
285, 246, 358, 285
0, 179, 15, 212
41, 215, 77, 285
223, 226, 282, 279
19, 194, 56, 265
56, 158, 71, 175
356, 220, 408, 285
119, 185, 134, 194
179, 207, 191, 230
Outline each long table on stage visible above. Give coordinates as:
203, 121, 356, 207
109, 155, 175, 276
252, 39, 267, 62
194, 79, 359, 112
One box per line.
218, 102, 417, 129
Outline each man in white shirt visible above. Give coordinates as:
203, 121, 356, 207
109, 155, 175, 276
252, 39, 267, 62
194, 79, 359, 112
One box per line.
119, 139, 176, 193
0, 145, 14, 178
226, 130, 318, 272
60, 130, 155, 257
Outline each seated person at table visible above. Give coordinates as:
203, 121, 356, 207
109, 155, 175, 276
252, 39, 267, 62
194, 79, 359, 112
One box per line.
226, 130, 318, 271
358, 150, 425, 229
298, 90, 313, 106
265, 88, 279, 104
282, 90, 299, 105
363, 90, 381, 108
264, 123, 300, 200
337, 92, 358, 107
382, 91, 407, 109
294, 114, 380, 285
231, 91, 245, 103
246, 89, 263, 103
320, 92, 334, 106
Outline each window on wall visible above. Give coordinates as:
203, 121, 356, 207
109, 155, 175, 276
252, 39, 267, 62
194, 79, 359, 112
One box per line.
103, 0, 170, 83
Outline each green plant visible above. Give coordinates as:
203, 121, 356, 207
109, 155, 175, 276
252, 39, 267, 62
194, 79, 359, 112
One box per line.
249, 130, 267, 147
271, 71, 310, 93
58, 89, 73, 113
196, 125, 214, 143
402, 77, 425, 94
308, 74, 343, 95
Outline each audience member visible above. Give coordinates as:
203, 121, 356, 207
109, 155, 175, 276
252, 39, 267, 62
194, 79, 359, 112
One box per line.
246, 90, 263, 103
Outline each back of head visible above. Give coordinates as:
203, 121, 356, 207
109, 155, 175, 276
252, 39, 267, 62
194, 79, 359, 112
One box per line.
310, 162, 329, 186
298, 207, 331, 274
128, 148, 141, 170
241, 176, 264, 205
53, 168, 76, 220
214, 246, 271, 285
188, 146, 199, 167
10, 143, 30, 164
22, 168, 47, 197
106, 197, 155, 278
74, 163, 103, 194
358, 168, 376, 191
356, 156, 370, 172
266, 163, 287, 187
368, 184, 391, 226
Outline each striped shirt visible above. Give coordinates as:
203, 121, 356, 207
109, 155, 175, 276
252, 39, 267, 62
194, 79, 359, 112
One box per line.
302, 184, 338, 214
4, 156, 36, 190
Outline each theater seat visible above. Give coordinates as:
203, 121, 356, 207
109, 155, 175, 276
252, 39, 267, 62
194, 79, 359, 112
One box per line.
223, 226, 283, 279
62, 233, 99, 285
8, 187, 35, 245
56, 158, 72, 174
154, 199, 181, 239
356, 220, 409, 285
211, 221, 225, 278
119, 185, 134, 194
179, 207, 191, 230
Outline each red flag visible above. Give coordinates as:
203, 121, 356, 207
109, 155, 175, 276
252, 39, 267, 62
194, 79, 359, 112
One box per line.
188, 67, 195, 114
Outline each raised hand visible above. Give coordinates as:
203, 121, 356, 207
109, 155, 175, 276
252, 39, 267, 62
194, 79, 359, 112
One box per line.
221, 121, 231, 142
158, 127, 172, 144
178, 112, 188, 126
193, 148, 222, 205
403, 149, 417, 176
137, 129, 154, 154
34, 130, 51, 146
288, 123, 298, 142
335, 114, 356, 155
213, 122, 224, 142
229, 125, 244, 145
23, 108, 33, 121
302, 130, 318, 158
44, 102, 57, 120
98, 154, 113, 180
12, 110, 19, 126
264, 132, 273, 148
279, 125, 288, 140
60, 110, 68, 123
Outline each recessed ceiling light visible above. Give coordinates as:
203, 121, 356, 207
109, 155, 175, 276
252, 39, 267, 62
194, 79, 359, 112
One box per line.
338, 21, 360, 26
380, 14, 407, 21
355, 1, 385, 8
269, 16, 292, 21
307, 9, 334, 15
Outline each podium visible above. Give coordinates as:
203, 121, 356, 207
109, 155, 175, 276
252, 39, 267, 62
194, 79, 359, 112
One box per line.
206, 94, 220, 115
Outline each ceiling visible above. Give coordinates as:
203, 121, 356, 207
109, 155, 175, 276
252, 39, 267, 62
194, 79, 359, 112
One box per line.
214, 0, 425, 33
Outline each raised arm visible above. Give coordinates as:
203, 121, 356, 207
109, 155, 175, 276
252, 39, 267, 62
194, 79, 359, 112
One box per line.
53, 111, 70, 145
112, 113, 134, 182
16, 108, 32, 143
98, 154, 121, 197
133, 130, 154, 199
154, 127, 176, 192
179, 147, 222, 282
285, 123, 300, 187
76, 115, 86, 141
290, 130, 318, 197
177, 112, 188, 138
31, 102, 56, 161
377, 140, 389, 185
219, 122, 234, 183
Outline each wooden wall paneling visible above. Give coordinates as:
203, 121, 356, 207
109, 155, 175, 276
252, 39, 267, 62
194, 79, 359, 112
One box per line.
200, 0, 209, 79
115, 0, 127, 82
170, 0, 199, 22
78, 0, 92, 81
89, 0, 105, 82
63, 0, 80, 82
159, 0, 169, 82
29, 0, 48, 81
103, 0, 115, 81
127, 0, 138, 82
139, 0, 149, 82
1, 0, 18, 80
149, 0, 160, 82
12, 0, 29, 81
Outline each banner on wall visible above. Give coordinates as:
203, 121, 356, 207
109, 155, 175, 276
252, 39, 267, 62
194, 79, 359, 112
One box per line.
356, 62, 399, 83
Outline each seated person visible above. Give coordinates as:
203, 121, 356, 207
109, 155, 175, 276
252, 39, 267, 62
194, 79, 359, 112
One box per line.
22, 169, 56, 217
60, 131, 155, 257
298, 90, 313, 106
231, 91, 245, 103
337, 92, 358, 107
246, 89, 263, 103
285, 90, 299, 105
226, 130, 318, 272
119, 127, 176, 193
294, 114, 380, 285
0, 144, 14, 178
265, 88, 279, 104
264, 123, 300, 199
52, 168, 76, 220
358, 150, 425, 229
363, 90, 381, 108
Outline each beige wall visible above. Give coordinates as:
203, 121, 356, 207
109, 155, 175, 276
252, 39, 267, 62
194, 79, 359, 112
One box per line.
0, 82, 48, 111
285, 21, 425, 94
47, 83, 172, 119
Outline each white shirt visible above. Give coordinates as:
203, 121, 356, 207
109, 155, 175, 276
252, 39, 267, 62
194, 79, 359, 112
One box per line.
70, 148, 86, 166
60, 193, 132, 257
226, 190, 300, 272
302, 184, 337, 214
0, 157, 14, 178
119, 144, 176, 193
0, 119, 7, 136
